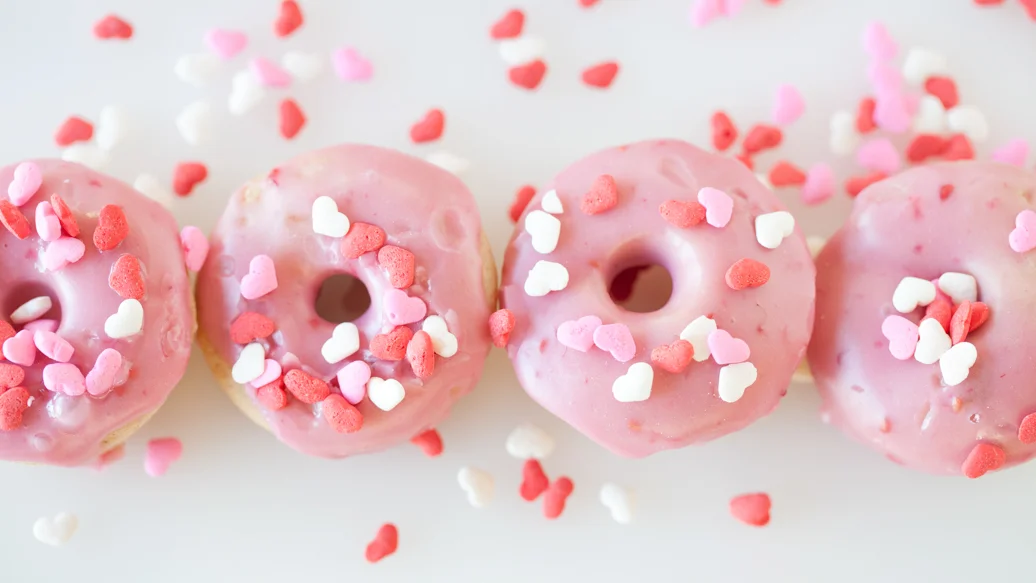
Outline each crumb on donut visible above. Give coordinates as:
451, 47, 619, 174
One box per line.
729, 492, 771, 526
406, 330, 435, 378
365, 523, 399, 563
144, 437, 183, 477
856, 97, 877, 133
377, 245, 416, 289
109, 254, 146, 300
742, 124, 783, 155
581, 175, 619, 215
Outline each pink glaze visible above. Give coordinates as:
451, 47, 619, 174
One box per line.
0, 160, 193, 465
196, 144, 492, 458
499, 140, 816, 457
810, 161, 1036, 476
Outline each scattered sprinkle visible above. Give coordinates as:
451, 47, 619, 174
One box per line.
370, 326, 414, 361
520, 459, 550, 501
650, 339, 694, 373
365, 524, 398, 563
506, 424, 556, 460
458, 467, 495, 508
962, 442, 1005, 478
599, 483, 634, 524
176, 100, 213, 145
230, 312, 276, 344
725, 258, 770, 290
767, 161, 806, 187
54, 116, 93, 147
368, 377, 406, 411
490, 9, 525, 39
659, 199, 706, 228
312, 196, 350, 238
508, 59, 547, 90
172, 162, 208, 196
543, 477, 574, 519
711, 111, 738, 152
524, 260, 569, 296
411, 429, 444, 457
612, 362, 653, 402
845, 172, 887, 197
204, 29, 248, 60
697, 187, 733, 228
410, 108, 445, 143
273, 0, 304, 38
406, 330, 435, 379
33, 513, 78, 546
1018, 413, 1036, 444
489, 309, 516, 348
279, 98, 306, 139
284, 369, 331, 404
93, 15, 132, 40
754, 211, 795, 249
729, 493, 771, 526
378, 245, 416, 289
108, 254, 145, 300
144, 438, 183, 477
321, 322, 361, 364
582, 61, 619, 88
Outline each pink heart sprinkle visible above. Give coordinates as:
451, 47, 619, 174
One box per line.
35, 201, 61, 242
593, 323, 636, 363
43, 362, 86, 396
772, 84, 805, 126
7, 162, 42, 207
180, 226, 209, 272
557, 315, 603, 352
867, 62, 902, 97
383, 289, 427, 326
697, 187, 734, 228
249, 359, 283, 389
881, 315, 919, 360
41, 237, 86, 271
707, 329, 750, 365
688, 0, 722, 28
145, 437, 183, 477
85, 348, 123, 396
802, 163, 835, 205
1010, 210, 1036, 253
337, 361, 372, 405
204, 28, 248, 60
250, 57, 292, 88
873, 93, 912, 134
3, 330, 36, 366
862, 22, 898, 62
856, 138, 902, 174
33, 330, 74, 363
23, 319, 58, 333
240, 254, 278, 299
720, 0, 748, 16
992, 139, 1030, 168
331, 47, 373, 82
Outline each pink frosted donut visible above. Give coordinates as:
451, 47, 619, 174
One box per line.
196, 145, 496, 458
0, 160, 195, 465
499, 140, 816, 457
810, 161, 1036, 477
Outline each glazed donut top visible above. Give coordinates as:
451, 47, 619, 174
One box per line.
196, 144, 492, 458
499, 139, 816, 458
809, 161, 1036, 476
0, 160, 195, 466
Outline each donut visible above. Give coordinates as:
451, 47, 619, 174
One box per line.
0, 160, 196, 465
809, 161, 1036, 477
498, 139, 816, 457
196, 144, 496, 458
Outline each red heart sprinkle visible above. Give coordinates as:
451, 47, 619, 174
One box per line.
845, 172, 887, 197
651, 339, 694, 373
230, 312, 276, 344
0, 201, 30, 240
962, 442, 1006, 478
659, 199, 706, 228
173, 162, 208, 196
906, 134, 949, 164
924, 297, 952, 332
581, 61, 619, 88
0, 386, 31, 432
54, 116, 94, 146
322, 394, 364, 433
377, 245, 416, 289
0, 321, 14, 346
856, 97, 877, 133
949, 301, 973, 344
256, 380, 289, 411
406, 330, 435, 379
730, 493, 771, 526
509, 185, 537, 223
725, 258, 770, 290
92, 15, 133, 40
1019, 413, 1036, 444
488, 309, 515, 348
1021, 0, 1036, 20
273, 0, 304, 38
520, 459, 550, 501
93, 204, 128, 251
543, 476, 574, 519
969, 302, 990, 331
941, 134, 975, 161
108, 254, 146, 300
711, 111, 738, 152
742, 124, 783, 155
50, 194, 80, 237
279, 98, 306, 140
341, 222, 387, 259
0, 363, 25, 390
410, 428, 444, 457
768, 161, 807, 187
409, 109, 445, 143
939, 184, 954, 200
509, 59, 547, 90
371, 326, 415, 361
365, 524, 398, 563
283, 369, 330, 404
924, 76, 959, 109
490, 9, 524, 39
581, 174, 619, 215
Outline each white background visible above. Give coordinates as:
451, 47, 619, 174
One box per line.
2, 1, 1036, 581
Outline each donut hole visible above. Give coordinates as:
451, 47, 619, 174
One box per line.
314, 274, 371, 324
4, 281, 61, 329
608, 264, 673, 313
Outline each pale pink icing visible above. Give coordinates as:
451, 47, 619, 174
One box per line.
499, 140, 816, 458
196, 144, 492, 458
810, 161, 1036, 475
0, 160, 194, 465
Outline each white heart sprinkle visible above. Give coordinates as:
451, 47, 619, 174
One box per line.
61, 144, 109, 171
133, 174, 175, 209
311, 196, 350, 238
946, 105, 989, 143
176, 100, 213, 146
612, 362, 653, 403
505, 424, 555, 460
829, 110, 859, 157
422, 315, 458, 358
915, 318, 952, 365
718, 362, 757, 403
231, 343, 266, 384
321, 322, 360, 364
103, 299, 144, 339
174, 53, 222, 87
228, 70, 266, 116
498, 36, 546, 65
10, 296, 52, 324
524, 210, 561, 254
367, 377, 405, 411
912, 95, 946, 134
599, 483, 634, 525
33, 513, 78, 546
523, 260, 569, 297
95, 105, 129, 151
425, 151, 470, 176
937, 272, 978, 304
902, 47, 948, 85
679, 315, 717, 362
541, 189, 564, 214
892, 276, 937, 313
939, 341, 977, 387
806, 236, 826, 258
754, 211, 795, 250
281, 50, 324, 83
457, 467, 495, 508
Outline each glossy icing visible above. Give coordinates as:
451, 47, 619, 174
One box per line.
810, 161, 1036, 475
499, 140, 816, 457
196, 144, 492, 458
0, 160, 194, 465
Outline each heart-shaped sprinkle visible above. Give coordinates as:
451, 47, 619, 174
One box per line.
256, 381, 289, 411
0, 201, 30, 239
914, 318, 951, 364
949, 301, 974, 344
337, 360, 372, 405
506, 423, 555, 460
250, 57, 292, 88
204, 29, 247, 60
49, 194, 79, 237
144, 437, 183, 477
946, 105, 989, 143
273, 0, 304, 37
881, 315, 920, 360
406, 331, 435, 379
384, 289, 427, 326
509, 59, 547, 90
679, 316, 717, 362
84, 348, 123, 397
872, 92, 912, 134
729, 493, 771, 527
368, 377, 406, 411
341, 223, 386, 259
939, 341, 977, 386
499, 37, 546, 66
802, 163, 835, 206
863, 22, 898, 61
937, 272, 977, 305
543, 477, 575, 519
697, 187, 734, 228
540, 189, 563, 214
281, 51, 324, 82
279, 100, 307, 140
557, 315, 602, 352
377, 246, 416, 289
108, 254, 145, 300
41, 237, 86, 271
240, 255, 278, 299
971, 302, 991, 331
490, 8, 524, 39
772, 84, 805, 126
524, 210, 561, 254
34, 202, 61, 242
725, 258, 770, 290
410, 109, 445, 143
284, 369, 330, 404
582, 62, 619, 89
365, 524, 398, 564
228, 72, 265, 116
179, 226, 209, 272
175, 53, 221, 87
510, 186, 537, 222
43, 363, 86, 396
0, 386, 31, 431
93, 14, 132, 39
230, 312, 275, 344
593, 323, 636, 363
421, 316, 458, 358
321, 322, 360, 364
768, 161, 807, 187
371, 326, 415, 361
743, 124, 783, 154
524, 260, 569, 297
941, 133, 975, 161
708, 330, 750, 365
3, 331, 36, 366
520, 459, 550, 501
331, 47, 373, 82
857, 138, 902, 174
172, 162, 207, 196
0, 363, 25, 389
754, 211, 795, 250
310, 195, 350, 238
32, 513, 78, 546
458, 467, 495, 508
104, 299, 143, 339
34, 331, 73, 362
93, 204, 128, 251
599, 483, 634, 524
231, 343, 266, 384
1018, 412, 1036, 444
411, 428, 444, 457
8, 162, 42, 207
905, 134, 948, 164
489, 309, 515, 348
659, 199, 706, 228
650, 339, 694, 373
992, 138, 1030, 167
961, 442, 1005, 479
248, 359, 282, 389
322, 394, 363, 433
924, 75, 959, 109
892, 276, 937, 313
612, 362, 653, 403
718, 362, 757, 403
711, 110, 738, 151
0, 321, 14, 345
581, 174, 619, 215
10, 296, 52, 325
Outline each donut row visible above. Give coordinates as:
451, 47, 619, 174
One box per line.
1, 142, 1033, 479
